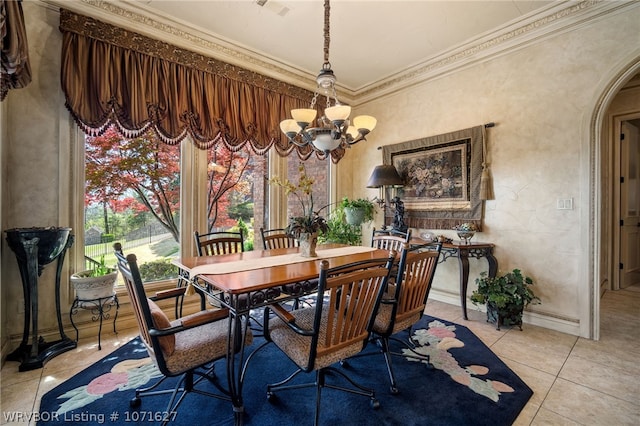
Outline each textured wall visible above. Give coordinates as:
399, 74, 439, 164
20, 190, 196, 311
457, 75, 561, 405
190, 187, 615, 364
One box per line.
343, 6, 640, 336
1, 2, 73, 349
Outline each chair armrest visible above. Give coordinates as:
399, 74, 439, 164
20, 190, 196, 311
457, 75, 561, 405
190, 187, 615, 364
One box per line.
149, 308, 230, 337
270, 303, 295, 323
150, 287, 186, 301
180, 308, 229, 328
264, 303, 313, 337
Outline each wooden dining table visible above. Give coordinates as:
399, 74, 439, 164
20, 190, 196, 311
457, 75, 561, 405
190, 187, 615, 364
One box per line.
172, 243, 390, 425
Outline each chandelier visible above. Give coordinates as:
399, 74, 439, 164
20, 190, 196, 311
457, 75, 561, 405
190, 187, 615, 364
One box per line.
279, 0, 377, 154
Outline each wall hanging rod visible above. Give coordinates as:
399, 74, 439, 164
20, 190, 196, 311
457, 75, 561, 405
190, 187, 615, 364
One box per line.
376, 122, 496, 150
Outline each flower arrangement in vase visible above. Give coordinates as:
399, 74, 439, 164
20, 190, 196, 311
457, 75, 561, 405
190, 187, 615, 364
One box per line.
270, 163, 329, 257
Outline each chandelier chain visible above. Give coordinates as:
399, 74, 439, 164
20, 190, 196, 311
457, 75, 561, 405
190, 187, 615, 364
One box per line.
323, 0, 330, 66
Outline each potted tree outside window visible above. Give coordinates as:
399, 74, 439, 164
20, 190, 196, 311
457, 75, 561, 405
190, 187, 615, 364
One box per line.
470, 269, 541, 330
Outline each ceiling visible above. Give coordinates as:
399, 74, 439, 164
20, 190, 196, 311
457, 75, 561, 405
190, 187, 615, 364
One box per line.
122, 0, 560, 92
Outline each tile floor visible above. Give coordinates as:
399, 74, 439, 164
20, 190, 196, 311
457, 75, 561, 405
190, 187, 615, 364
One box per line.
1, 285, 639, 425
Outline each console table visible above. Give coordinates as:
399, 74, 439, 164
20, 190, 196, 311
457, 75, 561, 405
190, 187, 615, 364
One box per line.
412, 239, 498, 320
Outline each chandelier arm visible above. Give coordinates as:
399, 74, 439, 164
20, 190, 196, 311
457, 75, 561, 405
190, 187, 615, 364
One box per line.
347, 135, 365, 146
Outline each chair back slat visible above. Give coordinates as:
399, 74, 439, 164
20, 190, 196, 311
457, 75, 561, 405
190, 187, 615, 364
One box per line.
395, 249, 440, 323
116, 253, 156, 357
371, 228, 411, 251
261, 228, 298, 250
315, 257, 393, 358
194, 230, 244, 256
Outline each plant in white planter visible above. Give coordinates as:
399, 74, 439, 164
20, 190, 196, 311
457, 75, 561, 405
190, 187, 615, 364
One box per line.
71, 255, 118, 300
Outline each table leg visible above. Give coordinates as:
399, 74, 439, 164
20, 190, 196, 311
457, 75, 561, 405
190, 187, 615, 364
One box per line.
486, 250, 498, 278
225, 296, 249, 426
456, 249, 471, 320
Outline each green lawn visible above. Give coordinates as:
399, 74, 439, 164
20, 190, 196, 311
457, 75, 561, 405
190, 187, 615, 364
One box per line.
87, 235, 179, 270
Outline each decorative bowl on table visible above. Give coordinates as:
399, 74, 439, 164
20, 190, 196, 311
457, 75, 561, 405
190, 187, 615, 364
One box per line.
453, 223, 479, 244
456, 231, 475, 244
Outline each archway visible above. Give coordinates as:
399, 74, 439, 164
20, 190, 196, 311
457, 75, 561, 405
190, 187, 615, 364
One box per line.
589, 55, 640, 340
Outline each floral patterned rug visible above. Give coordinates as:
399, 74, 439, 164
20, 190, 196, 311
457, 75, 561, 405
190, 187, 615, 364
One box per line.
39, 315, 532, 425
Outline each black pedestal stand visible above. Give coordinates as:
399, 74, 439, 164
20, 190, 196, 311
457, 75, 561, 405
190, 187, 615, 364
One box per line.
5, 228, 77, 371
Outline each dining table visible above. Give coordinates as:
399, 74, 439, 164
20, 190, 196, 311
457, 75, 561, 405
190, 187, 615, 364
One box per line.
172, 243, 390, 425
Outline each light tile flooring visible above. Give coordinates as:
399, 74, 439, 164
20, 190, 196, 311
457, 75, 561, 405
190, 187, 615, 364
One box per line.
1, 286, 639, 425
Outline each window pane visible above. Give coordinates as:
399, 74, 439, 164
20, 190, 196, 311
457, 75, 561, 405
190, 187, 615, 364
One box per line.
206, 145, 268, 251
84, 126, 181, 283
286, 156, 330, 218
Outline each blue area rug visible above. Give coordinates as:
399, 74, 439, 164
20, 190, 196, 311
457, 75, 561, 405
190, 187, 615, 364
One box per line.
38, 315, 532, 425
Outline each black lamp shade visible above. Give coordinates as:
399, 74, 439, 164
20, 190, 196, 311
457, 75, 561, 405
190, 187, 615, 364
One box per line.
366, 165, 403, 188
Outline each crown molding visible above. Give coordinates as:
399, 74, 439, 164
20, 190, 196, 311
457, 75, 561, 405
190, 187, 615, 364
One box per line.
42, 0, 638, 106
355, 1, 638, 105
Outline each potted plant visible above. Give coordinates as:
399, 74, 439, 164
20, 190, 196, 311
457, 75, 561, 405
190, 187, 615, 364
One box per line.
71, 255, 118, 300
270, 163, 329, 257
340, 197, 376, 226
319, 204, 363, 246
470, 269, 541, 330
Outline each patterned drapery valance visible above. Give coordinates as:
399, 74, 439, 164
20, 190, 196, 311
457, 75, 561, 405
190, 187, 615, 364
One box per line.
1, 0, 32, 101
59, 9, 344, 161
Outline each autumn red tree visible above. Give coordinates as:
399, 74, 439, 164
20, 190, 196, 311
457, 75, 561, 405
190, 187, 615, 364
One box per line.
85, 127, 181, 241
206, 146, 254, 231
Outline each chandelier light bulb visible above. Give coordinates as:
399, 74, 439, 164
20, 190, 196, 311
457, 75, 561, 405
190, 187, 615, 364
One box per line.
353, 115, 377, 132
280, 119, 301, 135
324, 105, 351, 122
291, 108, 317, 126
346, 125, 359, 139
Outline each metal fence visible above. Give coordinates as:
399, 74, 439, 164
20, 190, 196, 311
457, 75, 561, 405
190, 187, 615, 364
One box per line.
84, 225, 173, 262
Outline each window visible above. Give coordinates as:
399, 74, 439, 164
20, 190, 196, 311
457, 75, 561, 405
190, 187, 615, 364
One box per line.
206, 145, 268, 251
73, 124, 333, 289
83, 126, 181, 284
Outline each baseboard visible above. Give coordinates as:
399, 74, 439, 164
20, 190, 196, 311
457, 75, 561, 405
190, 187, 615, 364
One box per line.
428, 289, 581, 336
1, 296, 204, 367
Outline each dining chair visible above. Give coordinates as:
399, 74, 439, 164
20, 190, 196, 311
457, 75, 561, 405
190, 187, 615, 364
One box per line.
115, 251, 252, 425
371, 227, 412, 283
194, 230, 244, 256
260, 227, 316, 309
365, 242, 442, 394
371, 227, 412, 252
260, 251, 396, 425
113, 242, 195, 319
194, 229, 277, 328
260, 227, 298, 250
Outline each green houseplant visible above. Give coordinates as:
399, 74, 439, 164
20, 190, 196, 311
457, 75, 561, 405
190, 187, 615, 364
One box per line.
319, 205, 363, 246
340, 197, 375, 226
470, 269, 541, 330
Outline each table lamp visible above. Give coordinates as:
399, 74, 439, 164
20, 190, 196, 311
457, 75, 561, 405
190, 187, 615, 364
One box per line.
366, 165, 407, 232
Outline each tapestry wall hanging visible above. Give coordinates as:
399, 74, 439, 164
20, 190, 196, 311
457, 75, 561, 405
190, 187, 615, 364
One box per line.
383, 125, 485, 231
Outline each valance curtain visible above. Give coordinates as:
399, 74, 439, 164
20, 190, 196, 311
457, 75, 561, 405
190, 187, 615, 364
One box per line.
59, 10, 344, 162
1, 0, 32, 101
